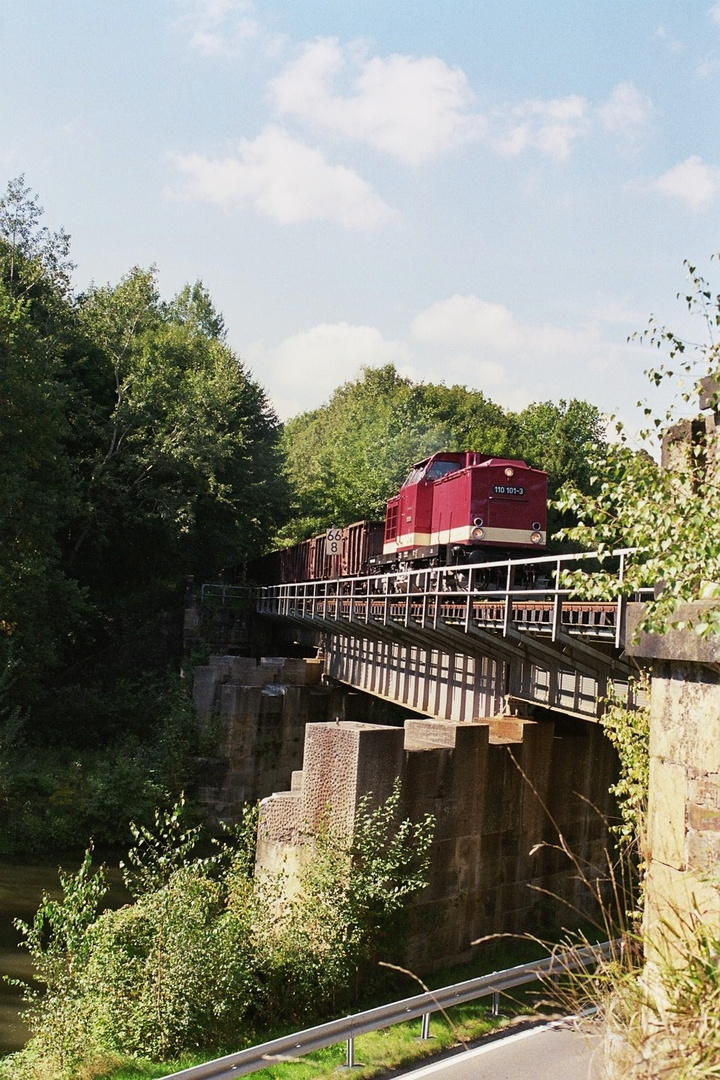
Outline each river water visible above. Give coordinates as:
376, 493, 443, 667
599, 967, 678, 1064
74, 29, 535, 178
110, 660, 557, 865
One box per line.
0, 856, 129, 1055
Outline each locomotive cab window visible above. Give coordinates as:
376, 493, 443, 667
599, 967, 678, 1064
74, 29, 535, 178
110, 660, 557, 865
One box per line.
425, 460, 462, 481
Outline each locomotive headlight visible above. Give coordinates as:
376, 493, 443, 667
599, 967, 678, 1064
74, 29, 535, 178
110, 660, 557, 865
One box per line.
532, 521, 541, 531
472, 527, 485, 539
473, 516, 483, 527
531, 531, 542, 544
504, 467, 515, 477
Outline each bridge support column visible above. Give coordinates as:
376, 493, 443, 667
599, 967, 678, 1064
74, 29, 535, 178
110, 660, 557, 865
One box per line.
626, 603, 720, 952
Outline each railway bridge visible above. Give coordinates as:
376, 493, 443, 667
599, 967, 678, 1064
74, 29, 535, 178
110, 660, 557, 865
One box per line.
254, 548, 647, 723
243, 548, 647, 964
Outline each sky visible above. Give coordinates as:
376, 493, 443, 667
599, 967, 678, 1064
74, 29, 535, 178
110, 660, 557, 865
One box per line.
2, 1, 720, 430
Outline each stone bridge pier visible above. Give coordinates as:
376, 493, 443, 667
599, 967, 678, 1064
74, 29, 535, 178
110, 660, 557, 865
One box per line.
257, 709, 619, 968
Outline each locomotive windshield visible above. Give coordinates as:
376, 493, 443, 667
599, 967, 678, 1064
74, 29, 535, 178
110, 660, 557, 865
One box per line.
401, 457, 463, 487
425, 460, 462, 480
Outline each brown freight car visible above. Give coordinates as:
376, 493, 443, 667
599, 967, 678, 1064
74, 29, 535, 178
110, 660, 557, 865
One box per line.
248, 521, 384, 585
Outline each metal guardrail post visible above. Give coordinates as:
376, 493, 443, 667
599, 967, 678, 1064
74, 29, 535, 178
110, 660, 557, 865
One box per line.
419, 1011, 432, 1040
345, 1035, 355, 1067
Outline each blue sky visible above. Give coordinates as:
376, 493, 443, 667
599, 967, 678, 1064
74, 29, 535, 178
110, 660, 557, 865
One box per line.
2, 1, 719, 427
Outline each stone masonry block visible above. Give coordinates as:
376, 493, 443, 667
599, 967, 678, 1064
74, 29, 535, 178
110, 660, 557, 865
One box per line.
193, 666, 218, 717
647, 758, 687, 871
686, 828, 720, 870
403, 718, 458, 750
258, 790, 303, 844
649, 664, 720, 773
689, 774, 720, 811
688, 801, 720, 832
300, 722, 404, 833
644, 859, 720, 961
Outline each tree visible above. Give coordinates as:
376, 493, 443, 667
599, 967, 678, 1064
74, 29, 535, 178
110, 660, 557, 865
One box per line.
512, 399, 606, 497
0, 176, 288, 743
280, 365, 516, 540
555, 259, 720, 636
69, 267, 288, 599
0, 182, 84, 706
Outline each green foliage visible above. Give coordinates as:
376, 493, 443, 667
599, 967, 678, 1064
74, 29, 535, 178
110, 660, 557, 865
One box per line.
261, 780, 435, 1018
71, 265, 288, 592
0, 176, 289, 844
601, 676, 650, 852
4, 788, 433, 1076
600, 676, 651, 926
0, 672, 197, 855
512, 398, 607, 495
120, 795, 203, 898
10, 845, 109, 1075
555, 259, 720, 637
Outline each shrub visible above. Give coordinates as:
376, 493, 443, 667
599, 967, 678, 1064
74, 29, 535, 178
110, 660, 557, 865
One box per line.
3, 786, 434, 1077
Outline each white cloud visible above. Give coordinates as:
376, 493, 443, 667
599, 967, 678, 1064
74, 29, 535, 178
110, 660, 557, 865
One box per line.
652, 155, 720, 208
596, 82, 652, 139
270, 42, 635, 166
696, 57, 720, 78
244, 295, 645, 421
489, 94, 590, 161
411, 296, 524, 351
245, 323, 410, 418
410, 295, 597, 386
169, 125, 393, 229
269, 38, 479, 165
173, 0, 262, 56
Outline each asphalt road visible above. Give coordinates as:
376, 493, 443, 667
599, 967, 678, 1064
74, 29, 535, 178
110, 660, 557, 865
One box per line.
391, 1017, 604, 1079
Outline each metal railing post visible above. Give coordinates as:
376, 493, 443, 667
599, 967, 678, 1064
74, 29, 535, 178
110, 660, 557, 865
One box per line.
419, 1011, 432, 1040
615, 551, 626, 650
502, 560, 515, 636
464, 565, 473, 634
345, 1036, 355, 1067
551, 558, 562, 642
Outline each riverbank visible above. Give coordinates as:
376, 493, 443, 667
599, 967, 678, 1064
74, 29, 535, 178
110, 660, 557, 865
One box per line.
0, 855, 130, 1055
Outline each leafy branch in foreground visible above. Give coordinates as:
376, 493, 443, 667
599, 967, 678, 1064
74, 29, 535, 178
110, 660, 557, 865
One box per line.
554, 258, 720, 637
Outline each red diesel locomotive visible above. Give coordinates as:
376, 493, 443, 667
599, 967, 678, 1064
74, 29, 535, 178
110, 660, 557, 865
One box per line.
248, 450, 547, 584
375, 450, 546, 569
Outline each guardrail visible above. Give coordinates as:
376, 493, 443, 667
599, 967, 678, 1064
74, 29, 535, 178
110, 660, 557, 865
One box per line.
161, 940, 618, 1079
200, 584, 256, 605
257, 549, 650, 650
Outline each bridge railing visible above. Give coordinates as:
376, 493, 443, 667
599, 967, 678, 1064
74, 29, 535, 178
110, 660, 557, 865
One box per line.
257, 549, 651, 649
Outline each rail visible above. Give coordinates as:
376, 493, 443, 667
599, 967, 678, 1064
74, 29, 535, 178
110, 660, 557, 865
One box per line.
257, 549, 651, 650
200, 584, 256, 605
161, 940, 618, 1079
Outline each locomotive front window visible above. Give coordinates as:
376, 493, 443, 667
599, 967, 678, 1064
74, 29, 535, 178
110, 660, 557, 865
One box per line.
425, 460, 462, 481
401, 466, 426, 487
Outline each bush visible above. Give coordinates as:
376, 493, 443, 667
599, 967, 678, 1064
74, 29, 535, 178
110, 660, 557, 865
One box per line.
3, 787, 434, 1078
